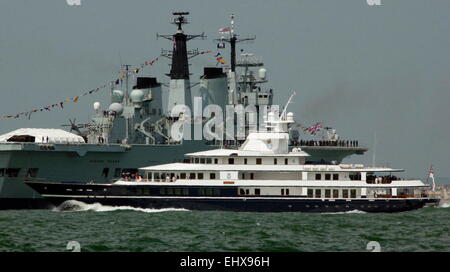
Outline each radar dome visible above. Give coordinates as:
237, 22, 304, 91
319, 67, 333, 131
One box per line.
108, 103, 124, 115
130, 89, 144, 103
287, 112, 294, 122
93, 102, 101, 111
111, 90, 124, 103
258, 68, 267, 80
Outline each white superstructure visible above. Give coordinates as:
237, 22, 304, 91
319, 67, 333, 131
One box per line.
128, 103, 430, 202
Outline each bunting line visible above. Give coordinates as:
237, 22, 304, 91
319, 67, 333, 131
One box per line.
0, 56, 162, 120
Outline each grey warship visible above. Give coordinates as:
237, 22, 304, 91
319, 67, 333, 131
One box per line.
0, 13, 367, 209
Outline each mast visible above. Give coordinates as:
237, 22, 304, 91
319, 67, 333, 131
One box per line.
215, 14, 255, 106
122, 64, 131, 143
215, 14, 255, 73
158, 12, 205, 115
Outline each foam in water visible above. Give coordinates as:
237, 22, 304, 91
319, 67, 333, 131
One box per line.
53, 200, 189, 213
438, 203, 450, 208
322, 209, 367, 215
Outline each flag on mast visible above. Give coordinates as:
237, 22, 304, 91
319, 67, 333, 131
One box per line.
218, 27, 231, 33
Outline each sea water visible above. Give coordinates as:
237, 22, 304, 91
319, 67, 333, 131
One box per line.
0, 200, 449, 252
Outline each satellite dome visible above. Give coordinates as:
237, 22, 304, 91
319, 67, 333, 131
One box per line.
258, 68, 267, 80
111, 90, 124, 103
130, 89, 144, 103
108, 103, 124, 115
287, 112, 294, 122
93, 102, 101, 111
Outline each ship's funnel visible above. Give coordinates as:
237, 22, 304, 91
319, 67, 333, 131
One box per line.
199, 67, 227, 109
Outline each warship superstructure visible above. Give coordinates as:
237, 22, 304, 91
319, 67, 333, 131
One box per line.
0, 13, 367, 209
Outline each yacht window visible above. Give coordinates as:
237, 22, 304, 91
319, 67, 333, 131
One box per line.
325, 174, 331, 180
350, 189, 357, 198
256, 158, 262, 165
206, 158, 212, 164
307, 189, 314, 197
286, 189, 290, 196
214, 158, 218, 164
198, 173, 204, 180
228, 158, 234, 164
325, 189, 331, 198
333, 174, 339, 180
250, 173, 254, 180
167, 188, 174, 195
245, 189, 250, 195
281, 189, 285, 195
159, 188, 165, 195
180, 173, 186, 179
155, 173, 160, 180
200, 158, 206, 164
274, 158, 277, 165
175, 188, 181, 195
244, 158, 247, 164
206, 188, 213, 195
255, 188, 260, 195
285, 158, 288, 165
189, 173, 196, 179
210, 173, 216, 179
0, 168, 4, 177
315, 173, 321, 180
239, 188, 245, 195
343, 189, 349, 198
195, 158, 200, 164
26, 168, 39, 178
349, 172, 361, 180
241, 173, 245, 179
333, 189, 339, 198
315, 189, 321, 198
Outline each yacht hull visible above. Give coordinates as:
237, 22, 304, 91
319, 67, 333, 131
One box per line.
25, 181, 440, 213
44, 197, 438, 213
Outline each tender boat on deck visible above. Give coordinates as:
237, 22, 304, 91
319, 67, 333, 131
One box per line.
24, 103, 440, 212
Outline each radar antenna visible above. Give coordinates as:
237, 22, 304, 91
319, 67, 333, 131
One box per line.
156, 12, 206, 80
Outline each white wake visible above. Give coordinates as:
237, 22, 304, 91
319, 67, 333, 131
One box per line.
322, 209, 367, 215
53, 200, 189, 213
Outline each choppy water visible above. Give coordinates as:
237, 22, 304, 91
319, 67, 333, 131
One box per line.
0, 201, 449, 252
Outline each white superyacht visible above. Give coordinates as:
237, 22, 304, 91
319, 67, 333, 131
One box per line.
25, 96, 439, 212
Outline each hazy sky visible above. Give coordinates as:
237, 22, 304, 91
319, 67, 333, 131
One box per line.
0, 0, 448, 178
